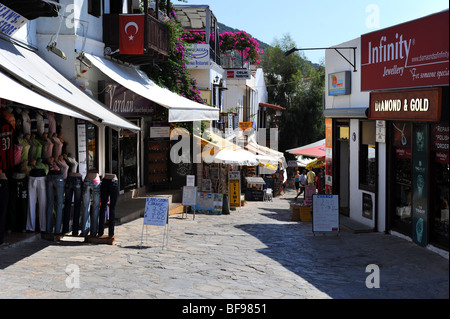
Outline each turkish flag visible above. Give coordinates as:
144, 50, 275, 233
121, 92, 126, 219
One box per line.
119, 14, 145, 55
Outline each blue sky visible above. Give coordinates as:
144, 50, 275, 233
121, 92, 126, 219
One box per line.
181, 0, 449, 64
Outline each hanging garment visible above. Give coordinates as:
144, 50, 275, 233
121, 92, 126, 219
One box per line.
21, 111, 31, 135
62, 174, 83, 235
98, 177, 119, 237
45, 162, 64, 234
6, 172, 28, 233
57, 158, 69, 179
47, 112, 56, 134
80, 178, 101, 236
27, 170, 47, 232
0, 178, 9, 245
52, 135, 63, 158
0, 117, 14, 170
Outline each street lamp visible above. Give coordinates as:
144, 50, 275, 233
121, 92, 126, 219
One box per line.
284, 46, 357, 72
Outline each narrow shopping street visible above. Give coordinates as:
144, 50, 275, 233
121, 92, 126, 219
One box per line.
0, 189, 448, 301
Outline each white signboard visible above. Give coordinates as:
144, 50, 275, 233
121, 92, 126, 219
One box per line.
150, 126, 170, 138
144, 197, 169, 226
186, 44, 210, 69
186, 175, 195, 187
312, 195, 340, 233
77, 123, 87, 178
226, 69, 251, 79
182, 186, 197, 206
0, 4, 28, 37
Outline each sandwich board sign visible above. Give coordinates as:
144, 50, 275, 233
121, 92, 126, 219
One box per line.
182, 186, 197, 219
312, 194, 339, 235
141, 197, 169, 248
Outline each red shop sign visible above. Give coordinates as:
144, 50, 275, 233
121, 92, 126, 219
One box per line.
361, 10, 449, 91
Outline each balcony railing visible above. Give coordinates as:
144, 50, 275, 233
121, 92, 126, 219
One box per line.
103, 14, 169, 65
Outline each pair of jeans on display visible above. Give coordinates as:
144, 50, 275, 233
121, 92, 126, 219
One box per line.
27, 169, 47, 232
0, 179, 9, 245
7, 173, 28, 233
98, 177, 119, 237
80, 177, 101, 236
62, 174, 82, 235
46, 172, 65, 234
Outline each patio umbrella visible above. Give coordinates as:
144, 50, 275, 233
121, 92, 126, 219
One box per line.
286, 139, 326, 158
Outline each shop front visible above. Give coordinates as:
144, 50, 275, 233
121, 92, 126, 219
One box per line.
362, 10, 449, 250
0, 37, 140, 242
369, 88, 449, 249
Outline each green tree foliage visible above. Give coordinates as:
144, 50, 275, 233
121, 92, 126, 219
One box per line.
262, 34, 325, 152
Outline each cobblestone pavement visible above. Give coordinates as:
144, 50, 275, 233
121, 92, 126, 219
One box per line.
0, 189, 448, 301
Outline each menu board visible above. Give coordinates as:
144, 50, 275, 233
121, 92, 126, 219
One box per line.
182, 186, 197, 206
144, 197, 169, 226
312, 195, 339, 233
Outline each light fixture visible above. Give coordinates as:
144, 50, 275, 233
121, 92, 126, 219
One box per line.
284, 46, 357, 72
76, 51, 92, 69
46, 41, 67, 60
46, 4, 66, 60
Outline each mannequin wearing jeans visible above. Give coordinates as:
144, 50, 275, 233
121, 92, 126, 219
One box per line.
27, 165, 47, 232
98, 174, 119, 237
0, 173, 9, 245
6, 172, 28, 233
62, 172, 82, 235
45, 157, 65, 234
80, 172, 101, 237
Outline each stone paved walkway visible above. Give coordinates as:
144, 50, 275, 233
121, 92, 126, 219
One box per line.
0, 189, 448, 300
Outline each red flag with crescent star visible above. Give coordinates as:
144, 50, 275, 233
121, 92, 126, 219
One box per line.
119, 14, 145, 55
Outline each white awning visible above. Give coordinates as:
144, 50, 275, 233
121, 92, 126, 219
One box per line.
84, 53, 219, 123
0, 71, 91, 121
212, 148, 259, 166
0, 39, 140, 131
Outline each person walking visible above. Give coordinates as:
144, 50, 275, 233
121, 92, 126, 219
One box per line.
294, 171, 301, 196
307, 168, 316, 186
295, 169, 306, 201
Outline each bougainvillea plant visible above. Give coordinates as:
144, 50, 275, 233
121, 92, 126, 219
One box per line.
182, 29, 263, 66
219, 31, 263, 66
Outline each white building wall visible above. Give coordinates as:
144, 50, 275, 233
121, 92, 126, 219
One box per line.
325, 37, 387, 232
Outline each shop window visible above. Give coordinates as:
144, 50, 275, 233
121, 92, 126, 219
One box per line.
86, 123, 98, 172
430, 123, 449, 249
391, 122, 413, 234
359, 121, 376, 192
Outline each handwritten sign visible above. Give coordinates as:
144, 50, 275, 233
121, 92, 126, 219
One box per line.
312, 195, 339, 233
144, 197, 169, 226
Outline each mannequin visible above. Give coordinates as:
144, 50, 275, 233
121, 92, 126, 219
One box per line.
45, 156, 65, 235
27, 159, 47, 232
21, 109, 31, 135
0, 114, 14, 170
17, 134, 31, 163
41, 132, 54, 160
62, 171, 83, 236
0, 171, 8, 245
47, 112, 56, 134
65, 153, 78, 173
57, 155, 69, 179
98, 174, 119, 237
80, 172, 101, 237
35, 110, 44, 135
52, 133, 63, 158
30, 133, 42, 160
7, 171, 28, 233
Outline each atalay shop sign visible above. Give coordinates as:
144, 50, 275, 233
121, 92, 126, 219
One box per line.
0, 4, 28, 36
361, 10, 449, 91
